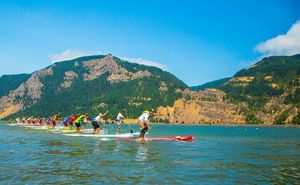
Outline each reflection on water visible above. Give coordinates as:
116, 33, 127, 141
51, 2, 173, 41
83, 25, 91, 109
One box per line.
113, 141, 122, 152
0, 124, 299, 184
136, 143, 149, 161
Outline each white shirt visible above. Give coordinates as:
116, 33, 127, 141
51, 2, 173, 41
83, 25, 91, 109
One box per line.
116, 113, 124, 121
139, 112, 150, 123
94, 115, 101, 122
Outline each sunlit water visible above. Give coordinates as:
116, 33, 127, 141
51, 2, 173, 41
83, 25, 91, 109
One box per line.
0, 122, 299, 184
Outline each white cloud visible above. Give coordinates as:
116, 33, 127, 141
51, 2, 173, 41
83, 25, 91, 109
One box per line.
255, 20, 300, 56
50, 49, 105, 63
120, 57, 167, 70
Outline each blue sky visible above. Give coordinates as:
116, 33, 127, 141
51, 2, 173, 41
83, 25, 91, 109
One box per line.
0, 0, 299, 86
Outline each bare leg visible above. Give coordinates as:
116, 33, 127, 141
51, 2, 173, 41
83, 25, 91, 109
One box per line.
95, 128, 100, 135
138, 127, 148, 141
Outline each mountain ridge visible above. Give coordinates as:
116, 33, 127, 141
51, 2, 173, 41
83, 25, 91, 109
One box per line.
0, 54, 188, 119
191, 77, 231, 91
157, 54, 300, 125
0, 54, 299, 125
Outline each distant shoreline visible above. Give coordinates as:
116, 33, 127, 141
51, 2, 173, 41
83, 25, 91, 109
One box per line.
1, 120, 299, 128
148, 122, 300, 128
176, 123, 299, 128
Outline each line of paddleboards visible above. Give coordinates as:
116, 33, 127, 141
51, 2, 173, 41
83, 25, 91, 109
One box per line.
17, 125, 94, 133
64, 132, 141, 138
8, 124, 195, 142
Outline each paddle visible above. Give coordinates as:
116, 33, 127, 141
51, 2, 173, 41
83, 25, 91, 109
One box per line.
103, 121, 108, 134
149, 112, 161, 132
124, 109, 133, 134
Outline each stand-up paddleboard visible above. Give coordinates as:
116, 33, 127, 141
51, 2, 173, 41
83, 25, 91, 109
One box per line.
8, 124, 17, 126
56, 128, 94, 133
23, 125, 46, 129
117, 135, 195, 142
31, 126, 49, 130
63, 132, 140, 138
23, 125, 60, 130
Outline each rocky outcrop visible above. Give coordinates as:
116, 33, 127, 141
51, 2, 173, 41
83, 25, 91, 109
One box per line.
129, 97, 152, 106
0, 67, 53, 118
108, 70, 151, 83
60, 71, 78, 89
159, 81, 168, 92
0, 103, 23, 119
253, 96, 298, 124
227, 76, 254, 87
157, 88, 245, 124
13, 67, 53, 100
97, 102, 107, 108
83, 55, 119, 81
83, 55, 151, 83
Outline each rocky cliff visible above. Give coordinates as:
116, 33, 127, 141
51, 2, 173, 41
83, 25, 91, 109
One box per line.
157, 88, 245, 124
218, 55, 300, 124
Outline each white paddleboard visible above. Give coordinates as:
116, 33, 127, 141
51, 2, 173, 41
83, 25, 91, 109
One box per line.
56, 128, 94, 133
64, 132, 140, 138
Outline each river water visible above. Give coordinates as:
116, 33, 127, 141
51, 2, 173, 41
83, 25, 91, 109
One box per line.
0, 123, 299, 184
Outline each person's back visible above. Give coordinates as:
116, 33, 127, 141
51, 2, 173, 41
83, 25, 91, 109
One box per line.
139, 111, 150, 124
138, 109, 155, 141
115, 112, 125, 134
75, 114, 85, 132
116, 112, 124, 121
63, 116, 70, 127
93, 114, 101, 122
92, 111, 108, 134
75, 115, 84, 123
69, 115, 77, 128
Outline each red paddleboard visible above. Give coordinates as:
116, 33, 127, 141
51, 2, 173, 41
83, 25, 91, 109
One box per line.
117, 135, 195, 142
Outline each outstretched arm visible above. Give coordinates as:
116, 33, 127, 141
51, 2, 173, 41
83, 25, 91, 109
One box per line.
101, 111, 109, 118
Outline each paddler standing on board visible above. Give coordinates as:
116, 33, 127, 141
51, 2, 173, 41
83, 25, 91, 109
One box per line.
82, 114, 89, 130
51, 112, 61, 128
68, 114, 77, 129
74, 114, 87, 132
62, 115, 71, 128
115, 110, 125, 134
137, 109, 158, 141
91, 111, 108, 135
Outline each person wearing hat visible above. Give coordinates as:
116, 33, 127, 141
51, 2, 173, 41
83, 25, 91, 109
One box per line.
91, 111, 108, 134
137, 109, 157, 141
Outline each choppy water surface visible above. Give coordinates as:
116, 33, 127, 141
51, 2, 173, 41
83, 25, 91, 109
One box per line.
0, 123, 299, 184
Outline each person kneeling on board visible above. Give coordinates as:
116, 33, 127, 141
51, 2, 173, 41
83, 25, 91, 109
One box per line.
91, 111, 108, 135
